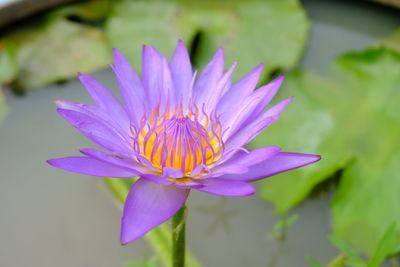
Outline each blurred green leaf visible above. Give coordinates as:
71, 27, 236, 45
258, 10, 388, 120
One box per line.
253, 47, 400, 256
4, 15, 111, 90
251, 70, 353, 213
331, 48, 400, 256
104, 178, 203, 267
124, 253, 159, 267
308, 257, 325, 267
330, 236, 364, 264
0, 40, 18, 85
327, 255, 347, 267
367, 223, 397, 267
50, 0, 113, 21
106, 0, 309, 77
379, 28, 400, 53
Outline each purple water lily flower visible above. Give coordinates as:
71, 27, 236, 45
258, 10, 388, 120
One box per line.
48, 41, 320, 244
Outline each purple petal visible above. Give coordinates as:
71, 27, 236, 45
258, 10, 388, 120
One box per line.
141, 174, 172, 185
162, 167, 184, 178
217, 62, 237, 97
196, 179, 255, 197
141, 46, 163, 110
193, 48, 224, 113
224, 97, 293, 148
173, 178, 204, 189
170, 40, 193, 110
217, 64, 264, 122
219, 152, 321, 182
247, 75, 284, 120
160, 57, 175, 113
224, 75, 285, 138
224, 115, 279, 149
111, 48, 145, 125
80, 148, 147, 174
190, 164, 210, 177
47, 157, 137, 178
78, 73, 129, 129
121, 179, 189, 244
57, 108, 132, 156
56, 100, 130, 141
215, 146, 281, 170
221, 92, 264, 138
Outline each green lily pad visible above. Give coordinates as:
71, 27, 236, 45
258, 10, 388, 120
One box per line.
105, 0, 309, 77
331, 48, 400, 256
254, 47, 400, 256
4, 15, 111, 90
250, 70, 353, 213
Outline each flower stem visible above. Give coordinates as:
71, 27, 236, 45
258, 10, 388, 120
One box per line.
172, 205, 187, 267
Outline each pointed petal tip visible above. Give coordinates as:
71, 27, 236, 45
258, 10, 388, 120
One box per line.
112, 47, 120, 54
77, 72, 85, 78
312, 154, 322, 162
173, 39, 190, 58
272, 74, 285, 84
214, 47, 224, 58
177, 39, 185, 47
120, 230, 143, 245
77, 72, 91, 83
111, 48, 125, 61
54, 99, 64, 107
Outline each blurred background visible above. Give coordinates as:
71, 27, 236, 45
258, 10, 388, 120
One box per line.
0, 0, 399, 266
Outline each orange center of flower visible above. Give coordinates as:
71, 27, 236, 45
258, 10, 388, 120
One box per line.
131, 106, 224, 176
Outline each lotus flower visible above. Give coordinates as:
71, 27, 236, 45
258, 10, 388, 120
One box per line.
47, 41, 320, 244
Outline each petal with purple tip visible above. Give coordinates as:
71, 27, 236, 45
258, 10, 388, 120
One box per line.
224, 97, 293, 148
224, 115, 279, 149
56, 100, 130, 141
141, 46, 163, 110
47, 157, 137, 178
111, 48, 145, 125
196, 179, 256, 197
219, 152, 321, 182
78, 73, 129, 129
80, 148, 148, 174
170, 40, 193, 110
224, 75, 285, 138
247, 75, 284, 120
57, 108, 132, 156
121, 179, 189, 244
217, 64, 264, 123
193, 48, 224, 113
215, 146, 281, 169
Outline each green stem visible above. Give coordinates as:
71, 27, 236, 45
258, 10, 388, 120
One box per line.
327, 253, 346, 267
172, 206, 187, 267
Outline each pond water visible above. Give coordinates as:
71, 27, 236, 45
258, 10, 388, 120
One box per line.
0, 0, 398, 266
